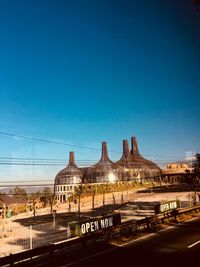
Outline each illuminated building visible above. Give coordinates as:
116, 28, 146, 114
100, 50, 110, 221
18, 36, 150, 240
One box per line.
130, 136, 161, 179
54, 137, 161, 203
117, 137, 161, 181
116, 139, 139, 181
86, 142, 125, 183
54, 151, 82, 203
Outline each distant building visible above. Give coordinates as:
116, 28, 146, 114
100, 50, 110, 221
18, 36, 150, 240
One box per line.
54, 152, 82, 203
130, 137, 161, 179
116, 138, 161, 181
86, 142, 125, 183
162, 162, 192, 175
0, 195, 27, 216
54, 136, 161, 203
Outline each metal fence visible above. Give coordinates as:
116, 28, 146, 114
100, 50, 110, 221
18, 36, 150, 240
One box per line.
0, 221, 70, 257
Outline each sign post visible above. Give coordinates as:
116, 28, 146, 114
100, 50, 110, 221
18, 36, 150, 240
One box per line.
7, 208, 12, 219
7, 208, 12, 237
52, 209, 56, 227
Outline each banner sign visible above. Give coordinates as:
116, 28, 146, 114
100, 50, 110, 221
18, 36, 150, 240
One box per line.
155, 200, 180, 214
70, 213, 121, 236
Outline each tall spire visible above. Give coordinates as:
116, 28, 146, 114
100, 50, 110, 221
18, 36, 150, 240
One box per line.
87, 141, 124, 183
116, 139, 132, 169
69, 151, 75, 165
55, 151, 82, 186
123, 140, 130, 156
101, 142, 109, 161
131, 136, 140, 157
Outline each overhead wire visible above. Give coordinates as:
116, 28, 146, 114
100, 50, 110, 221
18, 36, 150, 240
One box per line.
0, 131, 189, 158
0, 131, 119, 153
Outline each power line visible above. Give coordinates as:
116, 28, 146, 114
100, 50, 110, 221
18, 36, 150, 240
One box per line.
0, 162, 88, 166
0, 160, 190, 166
0, 184, 53, 187
0, 193, 53, 195
0, 156, 187, 162
0, 131, 119, 153
0, 181, 51, 185
0, 157, 97, 162
0, 180, 54, 183
0, 131, 188, 158
0, 162, 167, 167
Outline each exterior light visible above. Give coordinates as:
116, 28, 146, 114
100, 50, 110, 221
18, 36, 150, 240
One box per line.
108, 172, 116, 183
73, 176, 77, 183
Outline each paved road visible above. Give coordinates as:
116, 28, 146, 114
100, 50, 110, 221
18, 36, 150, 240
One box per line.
60, 217, 200, 267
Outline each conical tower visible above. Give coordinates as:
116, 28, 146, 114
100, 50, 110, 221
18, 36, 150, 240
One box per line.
116, 140, 138, 180
117, 140, 132, 166
55, 151, 82, 186
130, 136, 161, 177
87, 142, 125, 183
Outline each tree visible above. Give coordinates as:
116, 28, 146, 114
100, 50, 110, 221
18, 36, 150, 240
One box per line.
74, 185, 83, 221
29, 191, 41, 202
11, 186, 28, 201
192, 153, 200, 187
41, 187, 52, 207
29, 191, 41, 216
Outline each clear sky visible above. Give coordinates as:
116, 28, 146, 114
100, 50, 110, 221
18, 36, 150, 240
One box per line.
0, 0, 200, 181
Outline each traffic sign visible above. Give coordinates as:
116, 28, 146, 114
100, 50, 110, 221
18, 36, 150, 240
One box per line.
7, 208, 12, 218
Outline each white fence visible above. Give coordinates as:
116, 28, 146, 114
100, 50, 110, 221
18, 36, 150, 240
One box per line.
0, 221, 70, 257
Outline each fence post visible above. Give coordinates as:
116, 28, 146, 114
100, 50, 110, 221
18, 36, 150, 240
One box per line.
30, 225, 33, 250
52, 210, 56, 227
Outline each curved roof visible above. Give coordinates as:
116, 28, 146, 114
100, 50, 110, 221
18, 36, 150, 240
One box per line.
87, 142, 125, 183
116, 140, 133, 168
54, 152, 82, 185
130, 137, 161, 177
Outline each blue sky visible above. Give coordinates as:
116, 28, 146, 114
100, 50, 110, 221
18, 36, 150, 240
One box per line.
0, 0, 200, 181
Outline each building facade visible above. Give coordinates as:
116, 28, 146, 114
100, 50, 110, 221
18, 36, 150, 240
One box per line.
54, 136, 161, 203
